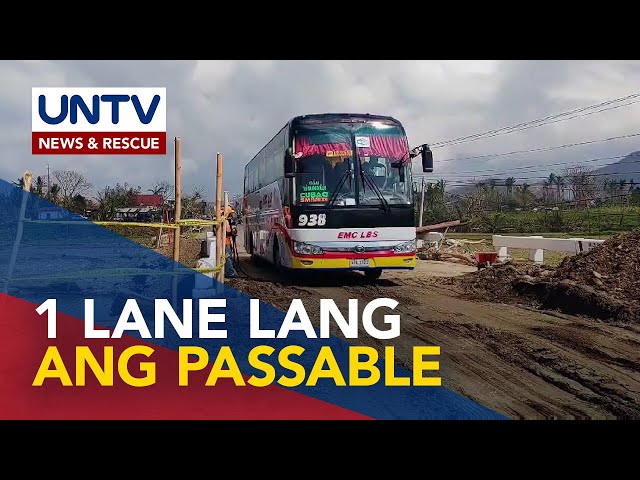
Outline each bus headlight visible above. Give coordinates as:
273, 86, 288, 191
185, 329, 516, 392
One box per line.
393, 240, 416, 254
293, 241, 324, 255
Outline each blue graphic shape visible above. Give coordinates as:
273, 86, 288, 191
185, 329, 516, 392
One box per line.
0, 178, 506, 420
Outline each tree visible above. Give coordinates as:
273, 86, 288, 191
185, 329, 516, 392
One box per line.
554, 175, 564, 204
505, 177, 516, 197
95, 183, 140, 221
13, 174, 40, 196
421, 180, 449, 224
53, 170, 92, 208
181, 185, 208, 219
546, 173, 557, 203
618, 179, 628, 205
542, 179, 550, 205
49, 184, 61, 203
516, 183, 534, 209
68, 194, 91, 215
34, 176, 44, 196
563, 165, 596, 209
148, 181, 174, 201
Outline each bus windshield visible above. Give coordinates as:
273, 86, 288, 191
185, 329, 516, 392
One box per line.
293, 122, 412, 207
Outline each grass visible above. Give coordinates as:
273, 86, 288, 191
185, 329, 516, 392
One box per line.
466, 206, 640, 235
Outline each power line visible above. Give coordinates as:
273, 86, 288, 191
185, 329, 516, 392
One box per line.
417, 156, 640, 181
433, 99, 640, 149
429, 92, 640, 148
414, 131, 640, 168
427, 92, 640, 150
418, 155, 628, 178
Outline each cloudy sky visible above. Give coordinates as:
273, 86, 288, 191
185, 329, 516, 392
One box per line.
3, 60, 640, 199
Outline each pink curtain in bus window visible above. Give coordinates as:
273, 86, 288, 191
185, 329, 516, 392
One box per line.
295, 136, 352, 158
357, 135, 410, 162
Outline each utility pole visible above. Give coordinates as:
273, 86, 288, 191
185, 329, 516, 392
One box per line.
47, 163, 50, 200
419, 178, 425, 227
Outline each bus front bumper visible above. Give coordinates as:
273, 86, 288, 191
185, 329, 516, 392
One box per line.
291, 255, 416, 270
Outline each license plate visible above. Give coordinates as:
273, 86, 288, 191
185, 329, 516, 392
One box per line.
350, 258, 370, 268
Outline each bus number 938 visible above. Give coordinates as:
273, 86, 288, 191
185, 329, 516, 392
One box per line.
298, 214, 327, 227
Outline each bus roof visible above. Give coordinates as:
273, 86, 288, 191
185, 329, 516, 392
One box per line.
290, 112, 404, 127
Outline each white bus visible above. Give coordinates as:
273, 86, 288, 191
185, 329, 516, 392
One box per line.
242, 113, 433, 279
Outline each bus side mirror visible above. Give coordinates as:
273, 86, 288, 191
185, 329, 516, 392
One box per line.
421, 145, 433, 173
285, 148, 295, 178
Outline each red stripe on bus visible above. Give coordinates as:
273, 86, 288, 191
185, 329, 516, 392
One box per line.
294, 251, 409, 259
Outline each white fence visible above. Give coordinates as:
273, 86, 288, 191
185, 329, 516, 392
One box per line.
492, 235, 605, 264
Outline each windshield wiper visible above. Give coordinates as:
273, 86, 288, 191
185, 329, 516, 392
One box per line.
327, 164, 352, 207
360, 169, 391, 212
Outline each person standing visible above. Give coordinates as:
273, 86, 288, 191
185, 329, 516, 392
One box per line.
223, 206, 238, 278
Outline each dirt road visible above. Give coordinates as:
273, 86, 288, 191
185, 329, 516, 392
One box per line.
226, 234, 640, 419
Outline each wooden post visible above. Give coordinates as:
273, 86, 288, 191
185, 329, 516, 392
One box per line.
173, 137, 182, 263
419, 178, 426, 227
2, 171, 33, 294
220, 191, 230, 284
172, 138, 182, 306
215, 153, 224, 283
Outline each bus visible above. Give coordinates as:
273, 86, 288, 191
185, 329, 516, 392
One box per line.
242, 113, 433, 279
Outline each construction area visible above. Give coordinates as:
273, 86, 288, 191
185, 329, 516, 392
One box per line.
11, 139, 639, 419
157, 222, 640, 419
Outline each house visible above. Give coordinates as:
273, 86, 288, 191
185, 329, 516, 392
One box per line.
114, 207, 161, 223
36, 207, 65, 221
133, 194, 163, 208
112, 194, 164, 222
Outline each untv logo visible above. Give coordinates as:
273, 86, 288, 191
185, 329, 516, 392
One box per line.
32, 87, 167, 155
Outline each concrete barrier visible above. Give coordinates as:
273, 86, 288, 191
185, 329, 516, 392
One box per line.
492, 235, 605, 264
417, 232, 444, 249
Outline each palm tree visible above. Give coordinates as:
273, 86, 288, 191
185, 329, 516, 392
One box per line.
34, 176, 44, 196
547, 173, 557, 202
49, 184, 61, 203
542, 179, 550, 204
554, 175, 564, 204
504, 177, 515, 197
518, 182, 532, 209
618, 179, 627, 205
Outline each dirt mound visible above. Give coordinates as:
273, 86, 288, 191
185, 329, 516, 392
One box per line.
552, 229, 640, 307
447, 229, 640, 323
447, 262, 550, 304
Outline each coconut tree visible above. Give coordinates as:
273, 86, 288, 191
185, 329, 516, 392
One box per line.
547, 173, 557, 202
554, 175, 564, 204
505, 177, 516, 197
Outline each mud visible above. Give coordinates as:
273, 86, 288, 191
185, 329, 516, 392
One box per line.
440, 229, 640, 323
228, 237, 640, 419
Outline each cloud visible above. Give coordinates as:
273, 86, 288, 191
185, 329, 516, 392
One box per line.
3, 59, 640, 198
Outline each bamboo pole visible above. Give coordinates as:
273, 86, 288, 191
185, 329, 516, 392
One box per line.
215, 153, 223, 283
2, 171, 33, 295
172, 137, 182, 306
221, 190, 230, 284
173, 137, 182, 263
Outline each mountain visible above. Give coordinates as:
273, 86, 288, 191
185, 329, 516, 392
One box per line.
593, 151, 640, 182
